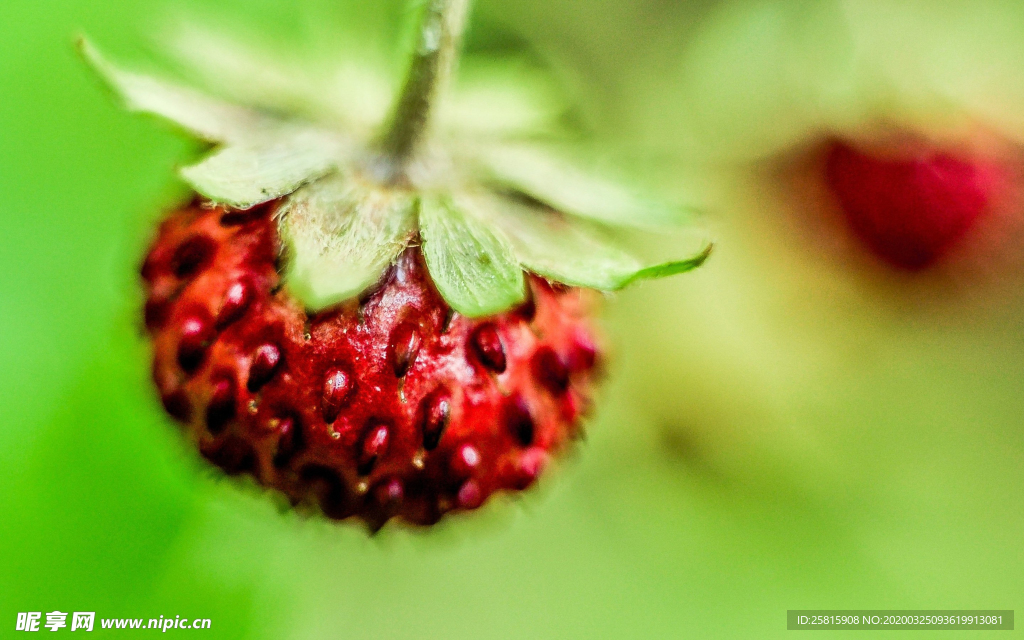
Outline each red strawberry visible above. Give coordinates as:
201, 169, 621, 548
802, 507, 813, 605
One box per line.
143, 199, 601, 528
825, 139, 1007, 269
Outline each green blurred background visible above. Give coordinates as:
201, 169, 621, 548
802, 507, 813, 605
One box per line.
1, 0, 1022, 637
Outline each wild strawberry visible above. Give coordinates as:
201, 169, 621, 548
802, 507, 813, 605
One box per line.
825, 139, 1009, 269
143, 199, 601, 527
84, 0, 709, 527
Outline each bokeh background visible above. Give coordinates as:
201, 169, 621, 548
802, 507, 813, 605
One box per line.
2, 0, 1023, 637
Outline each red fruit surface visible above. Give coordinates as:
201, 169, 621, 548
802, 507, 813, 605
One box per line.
142, 200, 602, 528
825, 139, 1005, 269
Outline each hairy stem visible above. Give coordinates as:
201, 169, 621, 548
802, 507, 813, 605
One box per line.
378, 0, 472, 174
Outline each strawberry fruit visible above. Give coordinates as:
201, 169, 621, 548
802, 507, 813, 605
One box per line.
825, 139, 1006, 269
144, 200, 599, 527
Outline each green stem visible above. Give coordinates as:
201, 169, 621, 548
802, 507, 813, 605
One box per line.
379, 0, 472, 174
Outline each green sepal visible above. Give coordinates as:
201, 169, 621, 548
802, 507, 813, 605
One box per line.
161, 23, 562, 139
481, 193, 699, 291
480, 144, 688, 229
278, 175, 416, 311
620, 244, 713, 286
78, 37, 270, 143
180, 129, 345, 209
439, 59, 565, 138
420, 195, 526, 317
161, 23, 393, 131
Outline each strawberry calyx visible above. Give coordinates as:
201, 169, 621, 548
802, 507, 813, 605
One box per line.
81, 0, 710, 317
